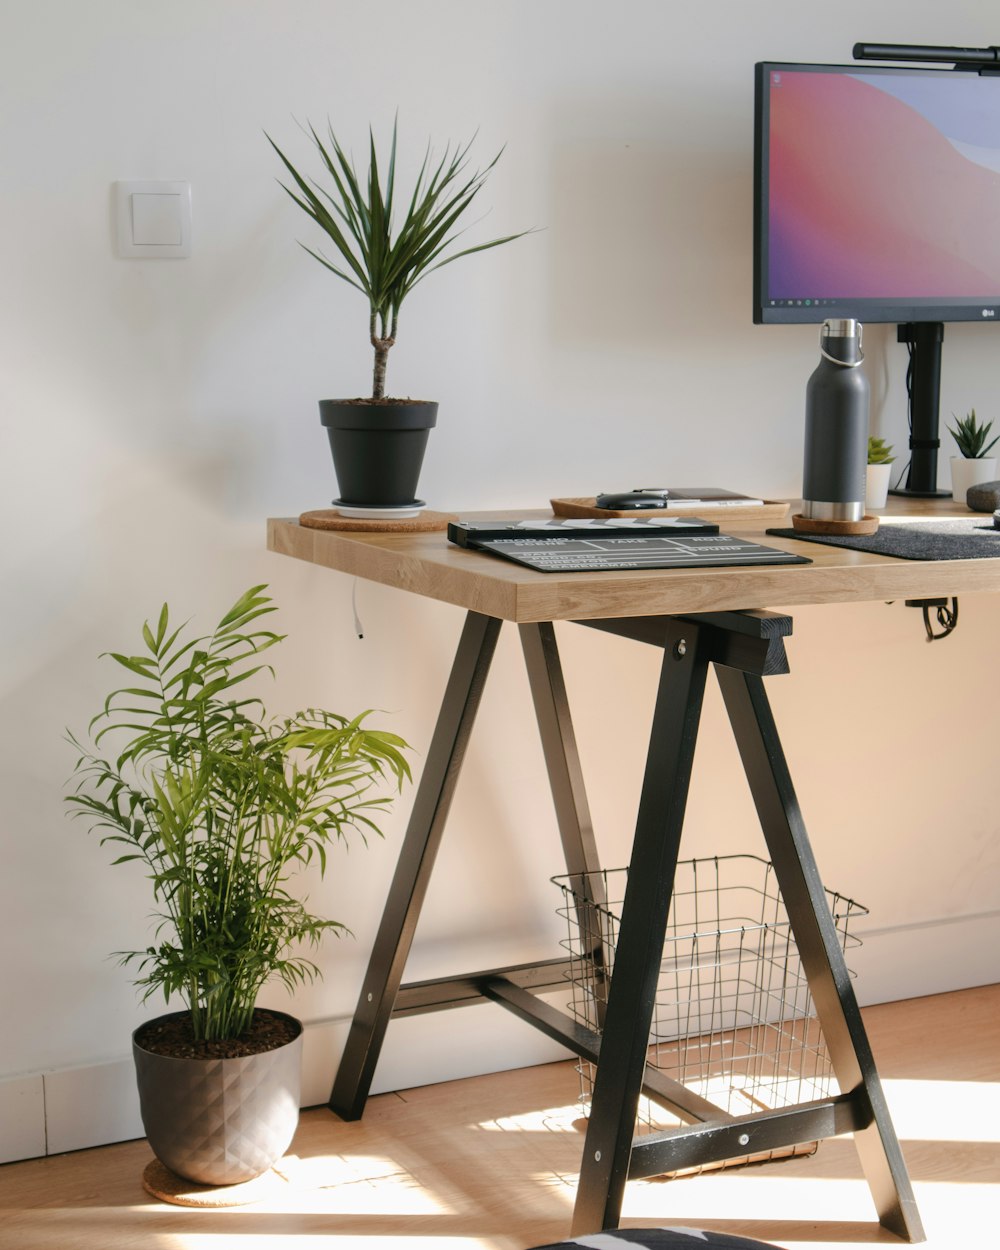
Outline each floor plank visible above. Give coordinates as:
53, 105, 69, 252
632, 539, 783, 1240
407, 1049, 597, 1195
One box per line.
0, 985, 997, 1250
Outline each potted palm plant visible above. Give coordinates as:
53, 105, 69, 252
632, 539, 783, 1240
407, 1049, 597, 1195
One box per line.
268, 118, 531, 513
67, 585, 409, 1186
948, 409, 999, 504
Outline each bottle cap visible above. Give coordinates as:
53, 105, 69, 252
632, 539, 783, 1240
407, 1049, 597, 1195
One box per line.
820, 319, 864, 366
822, 318, 860, 338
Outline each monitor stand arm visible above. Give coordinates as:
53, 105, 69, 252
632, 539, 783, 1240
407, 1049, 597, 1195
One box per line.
891, 321, 951, 498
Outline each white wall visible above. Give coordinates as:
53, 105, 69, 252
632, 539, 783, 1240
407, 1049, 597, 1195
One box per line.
2, 0, 999, 1160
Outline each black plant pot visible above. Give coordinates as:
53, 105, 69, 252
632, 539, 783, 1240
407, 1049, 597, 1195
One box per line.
319, 399, 438, 506
132, 1010, 303, 1186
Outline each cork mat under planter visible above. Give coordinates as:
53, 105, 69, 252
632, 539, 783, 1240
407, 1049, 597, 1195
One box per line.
142, 1157, 292, 1207
299, 509, 457, 533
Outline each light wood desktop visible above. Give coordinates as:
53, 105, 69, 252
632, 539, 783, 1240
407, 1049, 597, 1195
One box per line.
268, 496, 999, 623
266, 495, 990, 1243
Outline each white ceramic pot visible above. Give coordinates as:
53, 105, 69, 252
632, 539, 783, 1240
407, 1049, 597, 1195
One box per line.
950, 456, 998, 505
865, 463, 893, 510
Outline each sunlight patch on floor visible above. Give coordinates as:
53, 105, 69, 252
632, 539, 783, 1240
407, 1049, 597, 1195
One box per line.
901, 1180, 1000, 1246
882, 1077, 1000, 1141
135, 1074, 1000, 1245
617, 1146, 1000, 1250
283, 1152, 414, 1188
468, 1076, 1000, 1145
474, 1102, 584, 1134
621, 1170, 878, 1226
530, 1170, 578, 1202
275, 1153, 453, 1216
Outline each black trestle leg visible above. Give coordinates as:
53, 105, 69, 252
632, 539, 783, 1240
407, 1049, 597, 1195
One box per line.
716, 665, 925, 1243
328, 611, 502, 1120
572, 619, 710, 1236
519, 622, 604, 883
520, 623, 611, 1021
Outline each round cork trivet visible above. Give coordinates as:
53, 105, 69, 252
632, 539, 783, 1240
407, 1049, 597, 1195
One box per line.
791, 513, 880, 536
299, 509, 457, 533
141, 1157, 289, 1207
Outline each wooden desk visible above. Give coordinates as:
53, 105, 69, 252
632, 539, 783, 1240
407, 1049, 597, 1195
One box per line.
268, 497, 1000, 622
267, 499, 986, 1243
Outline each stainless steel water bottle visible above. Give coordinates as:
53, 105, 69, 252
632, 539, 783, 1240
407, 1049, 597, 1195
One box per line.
801, 319, 869, 522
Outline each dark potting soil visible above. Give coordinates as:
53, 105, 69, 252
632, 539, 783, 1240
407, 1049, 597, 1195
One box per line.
339, 396, 434, 405
135, 1009, 299, 1060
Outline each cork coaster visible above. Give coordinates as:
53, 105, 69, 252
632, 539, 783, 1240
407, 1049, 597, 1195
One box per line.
791, 512, 880, 536
299, 509, 457, 533
141, 1157, 291, 1207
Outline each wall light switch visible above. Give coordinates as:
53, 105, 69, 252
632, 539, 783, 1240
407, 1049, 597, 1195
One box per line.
114, 180, 191, 258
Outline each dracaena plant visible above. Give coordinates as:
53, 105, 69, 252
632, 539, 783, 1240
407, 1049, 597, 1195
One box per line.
267, 118, 531, 400
948, 408, 999, 459
67, 586, 409, 1042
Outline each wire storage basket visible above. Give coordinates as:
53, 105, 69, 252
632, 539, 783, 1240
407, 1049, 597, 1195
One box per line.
553, 854, 867, 1174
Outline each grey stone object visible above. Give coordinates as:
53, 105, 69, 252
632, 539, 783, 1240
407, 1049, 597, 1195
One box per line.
966, 480, 1000, 512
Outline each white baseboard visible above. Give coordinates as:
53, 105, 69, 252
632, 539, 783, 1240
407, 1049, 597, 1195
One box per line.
43, 1059, 142, 1156
301, 992, 574, 1109
3, 914, 997, 1166
0, 996, 574, 1165
852, 909, 1000, 1006
0, 1074, 45, 1164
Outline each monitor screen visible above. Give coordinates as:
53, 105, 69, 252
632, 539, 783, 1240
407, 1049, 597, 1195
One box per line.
754, 62, 1000, 324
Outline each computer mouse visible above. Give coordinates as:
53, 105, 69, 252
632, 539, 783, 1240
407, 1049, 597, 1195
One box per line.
595, 490, 669, 510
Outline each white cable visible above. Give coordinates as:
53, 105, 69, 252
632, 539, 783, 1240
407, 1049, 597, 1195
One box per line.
352, 578, 364, 639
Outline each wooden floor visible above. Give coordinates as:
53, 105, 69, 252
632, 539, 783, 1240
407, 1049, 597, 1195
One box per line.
2, 984, 997, 1250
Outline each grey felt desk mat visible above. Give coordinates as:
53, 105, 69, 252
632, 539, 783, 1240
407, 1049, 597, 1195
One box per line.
766, 517, 1000, 560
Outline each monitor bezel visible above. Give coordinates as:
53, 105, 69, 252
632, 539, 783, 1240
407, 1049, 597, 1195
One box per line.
753, 60, 1000, 325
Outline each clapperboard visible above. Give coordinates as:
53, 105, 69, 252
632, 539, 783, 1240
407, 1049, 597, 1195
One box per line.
447, 519, 810, 573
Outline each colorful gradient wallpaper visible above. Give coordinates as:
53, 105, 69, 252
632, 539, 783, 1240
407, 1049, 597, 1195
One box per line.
766, 69, 1000, 303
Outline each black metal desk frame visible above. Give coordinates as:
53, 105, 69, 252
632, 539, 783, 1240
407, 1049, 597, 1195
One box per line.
328, 607, 924, 1242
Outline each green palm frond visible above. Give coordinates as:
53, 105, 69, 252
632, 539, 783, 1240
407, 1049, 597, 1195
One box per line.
66, 587, 410, 1042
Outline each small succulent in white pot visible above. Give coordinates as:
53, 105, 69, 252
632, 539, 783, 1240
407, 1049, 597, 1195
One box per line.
948, 410, 999, 504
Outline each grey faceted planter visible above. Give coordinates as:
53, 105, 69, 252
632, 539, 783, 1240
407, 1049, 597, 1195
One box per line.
132, 1010, 303, 1186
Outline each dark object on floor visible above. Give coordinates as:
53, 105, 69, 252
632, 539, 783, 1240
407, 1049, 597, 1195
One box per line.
528, 1229, 782, 1249
966, 479, 1000, 512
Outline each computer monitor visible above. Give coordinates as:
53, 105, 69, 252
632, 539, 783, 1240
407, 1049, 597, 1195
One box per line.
753, 58, 1000, 494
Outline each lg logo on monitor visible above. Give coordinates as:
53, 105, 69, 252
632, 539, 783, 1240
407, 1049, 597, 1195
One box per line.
983, 309, 996, 318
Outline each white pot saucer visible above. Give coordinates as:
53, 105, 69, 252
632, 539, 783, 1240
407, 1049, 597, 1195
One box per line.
332, 499, 426, 520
